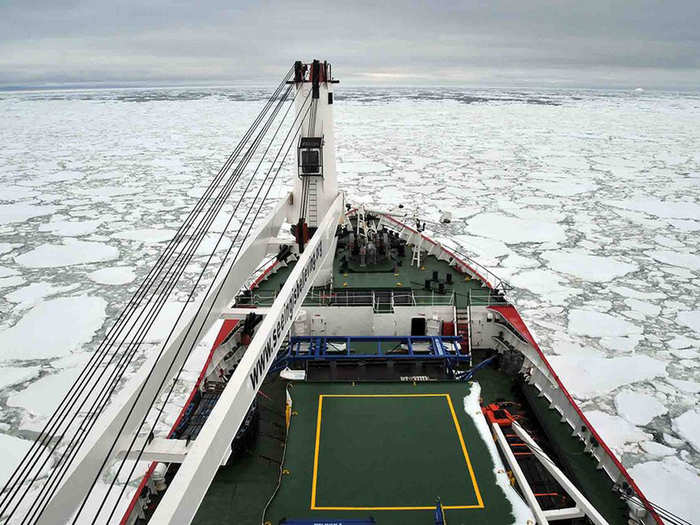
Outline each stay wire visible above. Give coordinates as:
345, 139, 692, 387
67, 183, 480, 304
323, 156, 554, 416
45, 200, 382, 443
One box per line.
58, 85, 303, 525
17, 82, 292, 522
0, 68, 293, 522
92, 82, 301, 516
0, 68, 293, 523
24, 83, 296, 525
620, 493, 692, 525
0, 67, 289, 510
97, 89, 312, 524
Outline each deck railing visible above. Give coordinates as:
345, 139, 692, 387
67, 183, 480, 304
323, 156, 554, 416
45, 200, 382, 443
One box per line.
238, 289, 455, 308
412, 292, 454, 306
466, 288, 508, 306
443, 245, 512, 295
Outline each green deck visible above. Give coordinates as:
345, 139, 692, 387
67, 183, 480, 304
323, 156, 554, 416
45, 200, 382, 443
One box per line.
192, 370, 629, 525
250, 248, 502, 308
264, 382, 514, 525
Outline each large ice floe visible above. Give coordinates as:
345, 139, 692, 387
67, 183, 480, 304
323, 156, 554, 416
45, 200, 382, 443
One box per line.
628, 457, 700, 523
467, 213, 566, 244
14, 239, 119, 267
568, 309, 642, 338
0, 86, 699, 519
0, 296, 106, 361
548, 353, 666, 398
542, 250, 637, 282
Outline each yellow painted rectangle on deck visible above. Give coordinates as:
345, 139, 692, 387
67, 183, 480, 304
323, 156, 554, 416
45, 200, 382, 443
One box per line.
310, 393, 484, 511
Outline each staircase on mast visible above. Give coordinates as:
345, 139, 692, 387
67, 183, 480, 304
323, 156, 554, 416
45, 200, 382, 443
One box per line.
306, 177, 319, 226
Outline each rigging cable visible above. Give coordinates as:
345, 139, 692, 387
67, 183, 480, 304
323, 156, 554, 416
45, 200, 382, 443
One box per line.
1, 69, 294, 524
94, 89, 314, 524
0, 67, 295, 522
14, 79, 294, 523
619, 493, 691, 525
23, 84, 298, 525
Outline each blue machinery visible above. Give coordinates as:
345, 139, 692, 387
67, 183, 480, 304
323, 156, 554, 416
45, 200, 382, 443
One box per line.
271, 335, 472, 376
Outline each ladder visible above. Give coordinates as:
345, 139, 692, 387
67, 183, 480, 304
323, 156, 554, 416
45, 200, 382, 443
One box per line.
306, 177, 319, 227
356, 205, 366, 238
411, 236, 423, 267
456, 307, 471, 355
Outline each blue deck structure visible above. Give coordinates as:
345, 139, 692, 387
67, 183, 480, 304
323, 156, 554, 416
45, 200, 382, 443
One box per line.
271, 335, 470, 375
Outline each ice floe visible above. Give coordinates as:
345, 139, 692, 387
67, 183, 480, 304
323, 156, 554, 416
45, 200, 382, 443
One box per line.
532, 180, 597, 196
623, 298, 660, 317
38, 218, 102, 236
5, 282, 80, 308
647, 250, 700, 271
0, 204, 57, 225
0, 276, 25, 288
113, 228, 176, 243
466, 213, 566, 244
543, 250, 637, 282
629, 456, 700, 523
0, 296, 106, 361
667, 335, 699, 349
14, 239, 119, 268
672, 409, 700, 453
607, 198, 700, 220
613, 391, 667, 426
0, 434, 32, 488
0, 243, 22, 256
0, 366, 40, 390
0, 186, 37, 201
7, 367, 83, 418
88, 266, 137, 285
665, 378, 700, 394
548, 354, 666, 398
608, 286, 666, 301
568, 309, 642, 338
583, 410, 651, 454
0, 266, 19, 278
639, 441, 676, 458
675, 310, 700, 335
509, 268, 579, 304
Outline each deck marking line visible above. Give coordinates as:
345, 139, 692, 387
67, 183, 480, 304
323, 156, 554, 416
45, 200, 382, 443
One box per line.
312, 505, 483, 510
446, 393, 484, 508
310, 394, 323, 509
310, 393, 484, 510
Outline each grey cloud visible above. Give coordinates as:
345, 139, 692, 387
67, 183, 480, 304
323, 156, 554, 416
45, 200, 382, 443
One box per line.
0, 0, 698, 88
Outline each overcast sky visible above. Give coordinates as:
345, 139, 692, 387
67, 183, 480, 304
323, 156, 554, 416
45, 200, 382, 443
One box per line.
1, 0, 699, 88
